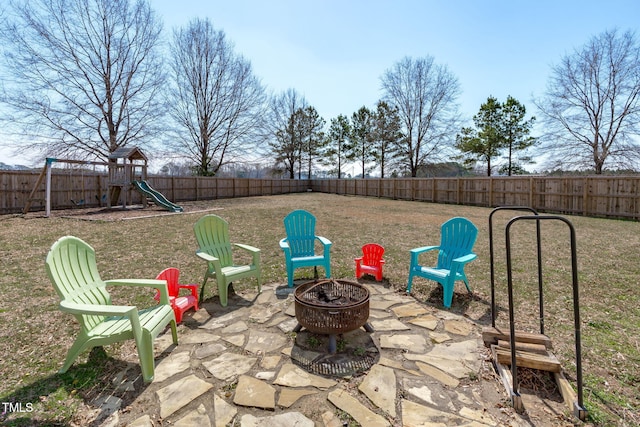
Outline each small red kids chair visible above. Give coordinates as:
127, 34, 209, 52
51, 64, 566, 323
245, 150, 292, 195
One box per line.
154, 268, 199, 323
355, 243, 385, 281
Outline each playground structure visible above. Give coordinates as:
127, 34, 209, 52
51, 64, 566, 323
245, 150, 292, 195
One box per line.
23, 146, 182, 216
108, 146, 148, 209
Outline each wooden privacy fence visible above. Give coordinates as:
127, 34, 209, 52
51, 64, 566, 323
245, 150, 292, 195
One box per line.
1, 170, 640, 220
311, 176, 640, 220
0, 170, 310, 214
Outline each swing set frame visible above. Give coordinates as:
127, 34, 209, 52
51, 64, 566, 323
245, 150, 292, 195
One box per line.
23, 157, 108, 217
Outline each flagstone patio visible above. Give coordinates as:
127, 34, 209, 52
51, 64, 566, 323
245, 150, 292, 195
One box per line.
88, 281, 531, 427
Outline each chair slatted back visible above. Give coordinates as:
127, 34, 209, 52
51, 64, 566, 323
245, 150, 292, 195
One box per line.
156, 267, 180, 297
437, 217, 478, 268
283, 210, 317, 257
194, 215, 234, 267
45, 236, 111, 331
362, 243, 385, 267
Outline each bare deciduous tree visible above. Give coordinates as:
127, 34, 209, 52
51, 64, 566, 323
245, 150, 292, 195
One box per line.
169, 18, 266, 176
381, 56, 461, 177
268, 89, 308, 178
535, 29, 640, 173
0, 0, 165, 161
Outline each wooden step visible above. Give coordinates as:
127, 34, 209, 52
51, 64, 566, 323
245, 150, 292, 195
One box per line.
493, 346, 561, 373
482, 326, 553, 349
497, 339, 549, 355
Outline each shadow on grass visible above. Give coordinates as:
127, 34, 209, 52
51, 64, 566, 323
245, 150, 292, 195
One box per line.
422, 285, 496, 326
0, 347, 150, 426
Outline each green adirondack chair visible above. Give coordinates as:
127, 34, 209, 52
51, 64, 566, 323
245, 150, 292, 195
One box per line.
406, 217, 478, 308
45, 236, 178, 382
193, 214, 262, 306
280, 209, 332, 287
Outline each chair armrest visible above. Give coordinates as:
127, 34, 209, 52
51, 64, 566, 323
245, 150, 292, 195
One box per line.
179, 284, 199, 299
195, 251, 218, 263
105, 279, 170, 305
234, 243, 260, 253
59, 300, 136, 317
409, 246, 439, 267
409, 245, 439, 255
279, 239, 292, 260
316, 236, 332, 247
279, 238, 289, 250
452, 253, 477, 265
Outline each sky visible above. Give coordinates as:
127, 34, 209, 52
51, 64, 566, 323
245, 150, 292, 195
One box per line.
150, 0, 640, 120
2, 0, 640, 167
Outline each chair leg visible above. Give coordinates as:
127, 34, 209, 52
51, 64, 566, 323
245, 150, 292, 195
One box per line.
137, 330, 155, 382
442, 281, 455, 309
256, 274, 262, 294
287, 265, 295, 288
59, 335, 90, 373
199, 275, 209, 302
219, 281, 229, 307
406, 271, 415, 293
169, 318, 178, 345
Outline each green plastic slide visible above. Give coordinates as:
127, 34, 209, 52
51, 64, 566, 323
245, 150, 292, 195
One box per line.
133, 180, 183, 212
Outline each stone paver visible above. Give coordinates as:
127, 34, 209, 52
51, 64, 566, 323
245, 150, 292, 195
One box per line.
109, 282, 538, 427
358, 364, 397, 417
239, 412, 315, 427
173, 403, 211, 427
273, 363, 337, 389
379, 332, 429, 352
153, 351, 190, 382
328, 389, 390, 427
409, 314, 439, 330
213, 393, 237, 427
277, 388, 317, 407
156, 374, 213, 418
203, 352, 257, 381
233, 375, 276, 409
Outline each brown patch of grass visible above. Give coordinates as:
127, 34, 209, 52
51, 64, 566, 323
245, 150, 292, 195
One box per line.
1, 193, 638, 425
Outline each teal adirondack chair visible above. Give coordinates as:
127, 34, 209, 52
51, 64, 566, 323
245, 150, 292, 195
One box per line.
280, 209, 332, 287
45, 236, 178, 382
406, 217, 478, 308
193, 214, 262, 306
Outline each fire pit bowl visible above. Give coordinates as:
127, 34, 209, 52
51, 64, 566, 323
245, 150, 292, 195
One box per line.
294, 278, 370, 335
291, 279, 377, 374
293, 279, 373, 354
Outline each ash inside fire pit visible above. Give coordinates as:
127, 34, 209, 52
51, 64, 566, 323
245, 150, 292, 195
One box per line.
291, 279, 378, 376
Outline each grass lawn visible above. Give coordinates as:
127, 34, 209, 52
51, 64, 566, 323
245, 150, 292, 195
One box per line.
0, 193, 638, 425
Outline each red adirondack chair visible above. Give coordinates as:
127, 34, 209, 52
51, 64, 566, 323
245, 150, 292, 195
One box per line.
355, 243, 385, 281
154, 268, 199, 323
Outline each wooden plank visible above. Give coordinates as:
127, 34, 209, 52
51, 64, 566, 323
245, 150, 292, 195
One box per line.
554, 371, 578, 414
491, 345, 524, 413
495, 347, 561, 372
497, 339, 549, 355
482, 326, 553, 349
